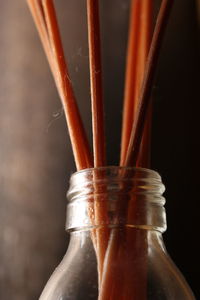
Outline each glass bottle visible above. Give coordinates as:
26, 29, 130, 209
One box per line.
39, 167, 195, 300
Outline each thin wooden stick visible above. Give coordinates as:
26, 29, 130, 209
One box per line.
137, 107, 152, 167
120, 0, 142, 166
122, 2, 152, 298
136, 0, 152, 91
121, 0, 152, 168
135, 0, 153, 168
87, 0, 107, 284
125, 0, 173, 167
27, 0, 93, 170
87, 0, 106, 167
136, 0, 152, 168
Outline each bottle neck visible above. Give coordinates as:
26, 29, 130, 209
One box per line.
66, 166, 166, 233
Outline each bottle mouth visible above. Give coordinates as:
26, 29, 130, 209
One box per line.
66, 167, 167, 233
70, 165, 161, 181
68, 166, 165, 201
71, 165, 159, 176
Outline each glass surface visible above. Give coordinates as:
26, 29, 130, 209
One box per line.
39, 167, 195, 299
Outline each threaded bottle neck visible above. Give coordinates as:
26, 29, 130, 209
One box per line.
66, 166, 166, 232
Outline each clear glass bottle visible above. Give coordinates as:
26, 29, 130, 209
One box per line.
39, 167, 195, 300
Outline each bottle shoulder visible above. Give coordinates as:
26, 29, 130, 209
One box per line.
39, 231, 195, 300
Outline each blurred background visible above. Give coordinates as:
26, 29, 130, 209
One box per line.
0, 0, 199, 299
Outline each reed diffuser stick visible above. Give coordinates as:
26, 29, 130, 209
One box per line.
121, 0, 152, 168
122, 1, 153, 298
125, 0, 173, 167
27, 0, 92, 170
87, 0, 108, 284
136, 0, 152, 168
124, 2, 153, 298
87, 0, 105, 167
120, 0, 142, 166
136, 0, 152, 95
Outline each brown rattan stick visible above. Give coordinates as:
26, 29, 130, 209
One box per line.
87, 0, 106, 167
87, 0, 108, 284
122, 1, 153, 298
120, 0, 142, 166
125, 0, 173, 167
136, 0, 153, 168
27, 0, 93, 170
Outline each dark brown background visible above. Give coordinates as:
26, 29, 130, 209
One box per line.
0, 0, 199, 299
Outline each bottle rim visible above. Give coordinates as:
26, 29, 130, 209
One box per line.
70, 165, 161, 181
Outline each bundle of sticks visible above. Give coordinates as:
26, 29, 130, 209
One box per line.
26, 0, 173, 298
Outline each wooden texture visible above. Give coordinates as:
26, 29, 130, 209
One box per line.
87, 0, 105, 167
